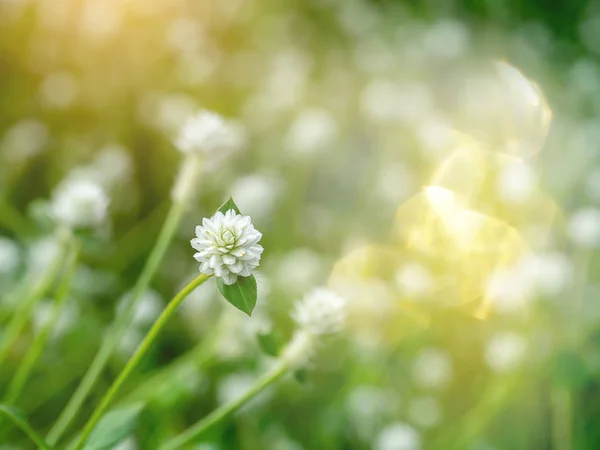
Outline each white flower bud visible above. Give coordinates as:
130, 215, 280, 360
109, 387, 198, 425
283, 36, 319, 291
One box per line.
191, 209, 263, 285
174, 109, 245, 160
50, 179, 109, 229
291, 288, 346, 336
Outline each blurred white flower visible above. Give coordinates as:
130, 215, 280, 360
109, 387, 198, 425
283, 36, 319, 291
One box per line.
284, 108, 338, 157
374, 423, 421, 450
485, 265, 534, 314
375, 162, 414, 206
191, 209, 263, 285
28, 235, 62, 274
496, 161, 537, 205
346, 385, 396, 440
146, 93, 197, 132
80, 0, 122, 38
93, 145, 133, 186
395, 263, 435, 299
175, 110, 245, 158
32, 299, 78, 339
292, 288, 346, 336
485, 331, 527, 373
118, 328, 144, 358
423, 20, 469, 60
416, 118, 455, 160
0, 237, 21, 276
0, 119, 48, 161
412, 348, 453, 390
408, 397, 443, 429
567, 208, 600, 248
50, 179, 109, 228
165, 17, 204, 54
231, 174, 283, 219
39, 71, 78, 109
519, 252, 573, 297
117, 289, 163, 327
361, 80, 432, 124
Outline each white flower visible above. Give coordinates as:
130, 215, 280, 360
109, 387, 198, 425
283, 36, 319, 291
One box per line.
412, 348, 453, 390
485, 331, 527, 373
567, 207, 600, 248
191, 209, 263, 285
374, 423, 421, 450
50, 179, 109, 228
291, 288, 346, 335
175, 109, 244, 157
0, 237, 21, 276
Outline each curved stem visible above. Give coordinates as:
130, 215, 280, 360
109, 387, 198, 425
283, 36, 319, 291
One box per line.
0, 405, 51, 450
0, 227, 71, 367
72, 273, 211, 450
121, 309, 226, 405
47, 199, 189, 446
159, 360, 289, 450
3, 240, 80, 405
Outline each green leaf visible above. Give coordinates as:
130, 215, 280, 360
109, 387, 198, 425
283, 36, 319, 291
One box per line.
217, 197, 241, 215
0, 404, 51, 450
257, 330, 283, 357
81, 403, 144, 450
216, 275, 257, 316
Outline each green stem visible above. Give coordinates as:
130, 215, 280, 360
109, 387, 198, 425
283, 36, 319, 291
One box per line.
72, 273, 211, 450
47, 199, 189, 446
0, 405, 51, 450
552, 387, 572, 450
121, 309, 226, 405
159, 359, 289, 450
3, 240, 80, 405
0, 228, 71, 367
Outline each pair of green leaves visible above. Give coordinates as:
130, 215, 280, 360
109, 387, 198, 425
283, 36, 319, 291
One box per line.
214, 198, 258, 317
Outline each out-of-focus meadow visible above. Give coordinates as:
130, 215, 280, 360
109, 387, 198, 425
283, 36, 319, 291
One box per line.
2, 0, 600, 449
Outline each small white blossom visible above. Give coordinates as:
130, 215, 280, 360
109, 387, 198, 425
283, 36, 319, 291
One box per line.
567, 207, 600, 248
485, 331, 527, 373
374, 423, 421, 450
0, 237, 21, 275
175, 109, 244, 157
412, 348, 453, 390
291, 288, 346, 335
191, 209, 263, 285
50, 179, 109, 228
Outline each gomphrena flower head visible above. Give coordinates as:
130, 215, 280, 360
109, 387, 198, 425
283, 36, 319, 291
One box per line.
292, 288, 346, 335
191, 209, 263, 285
50, 178, 109, 229
175, 110, 245, 157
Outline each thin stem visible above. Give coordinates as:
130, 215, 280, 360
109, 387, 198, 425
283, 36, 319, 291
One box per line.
159, 359, 289, 450
121, 309, 226, 405
72, 273, 211, 450
47, 199, 189, 446
0, 228, 71, 367
3, 239, 80, 405
552, 387, 572, 450
0, 405, 51, 450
